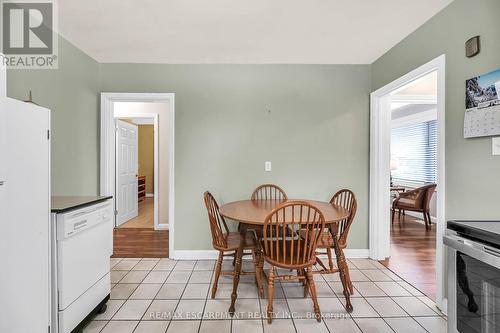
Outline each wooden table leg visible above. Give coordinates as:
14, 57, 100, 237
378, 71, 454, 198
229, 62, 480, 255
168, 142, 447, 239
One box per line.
332, 233, 353, 313
229, 223, 246, 315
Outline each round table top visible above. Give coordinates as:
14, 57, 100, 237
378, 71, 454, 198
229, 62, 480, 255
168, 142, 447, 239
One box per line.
219, 199, 349, 225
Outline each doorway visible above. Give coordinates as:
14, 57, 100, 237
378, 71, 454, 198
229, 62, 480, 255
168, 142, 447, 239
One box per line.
369, 55, 446, 311
100, 93, 175, 258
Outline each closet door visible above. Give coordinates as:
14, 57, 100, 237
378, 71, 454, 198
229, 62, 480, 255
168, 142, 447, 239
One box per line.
0, 95, 51, 332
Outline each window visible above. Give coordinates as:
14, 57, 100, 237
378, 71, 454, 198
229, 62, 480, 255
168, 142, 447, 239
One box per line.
391, 120, 437, 184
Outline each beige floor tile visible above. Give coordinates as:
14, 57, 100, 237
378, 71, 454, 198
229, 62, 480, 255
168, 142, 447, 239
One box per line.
204, 299, 232, 320
340, 298, 379, 318
110, 270, 128, 284
318, 297, 348, 316
113, 300, 152, 320
328, 282, 362, 298
94, 300, 125, 320
361, 269, 393, 282
153, 260, 176, 271
366, 297, 408, 317
174, 299, 206, 320
392, 297, 438, 316
174, 260, 197, 271
324, 317, 362, 333
414, 316, 447, 333
354, 318, 393, 333
398, 281, 424, 296
294, 319, 329, 333
112, 260, 139, 271
143, 270, 170, 284
287, 298, 318, 319
353, 282, 386, 297
231, 298, 261, 320
120, 270, 149, 283
130, 283, 162, 299
194, 260, 216, 271
385, 317, 427, 333
349, 270, 370, 282
231, 319, 264, 333
189, 270, 213, 283
111, 284, 139, 299
381, 269, 403, 281
166, 271, 192, 284
417, 296, 443, 315
133, 321, 170, 333
259, 299, 291, 319
132, 260, 158, 271
199, 320, 231, 333
349, 259, 379, 270
263, 318, 295, 333
375, 281, 412, 297
144, 300, 179, 320
156, 283, 186, 299
82, 320, 107, 333
182, 284, 210, 299
101, 321, 138, 333
166, 320, 200, 333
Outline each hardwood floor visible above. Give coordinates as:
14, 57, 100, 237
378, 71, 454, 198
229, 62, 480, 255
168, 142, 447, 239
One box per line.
380, 213, 436, 300
113, 228, 168, 258
118, 197, 154, 228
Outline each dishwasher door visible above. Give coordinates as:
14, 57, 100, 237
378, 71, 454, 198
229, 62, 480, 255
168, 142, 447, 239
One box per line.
57, 201, 113, 310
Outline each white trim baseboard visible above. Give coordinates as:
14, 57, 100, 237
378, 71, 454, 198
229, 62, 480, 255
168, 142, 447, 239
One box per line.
171, 249, 369, 260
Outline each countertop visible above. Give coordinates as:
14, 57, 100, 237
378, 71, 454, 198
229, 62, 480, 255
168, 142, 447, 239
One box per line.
51, 196, 113, 213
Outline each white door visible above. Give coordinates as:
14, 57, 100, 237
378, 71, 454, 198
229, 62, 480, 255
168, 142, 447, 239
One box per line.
0, 98, 51, 332
115, 120, 138, 226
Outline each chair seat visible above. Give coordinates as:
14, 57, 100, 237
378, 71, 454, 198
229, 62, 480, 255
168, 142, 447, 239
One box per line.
225, 231, 257, 251
298, 228, 348, 249
394, 197, 420, 210
261, 239, 315, 268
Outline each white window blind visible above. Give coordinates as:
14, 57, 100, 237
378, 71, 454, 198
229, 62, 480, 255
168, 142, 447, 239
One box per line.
391, 120, 437, 184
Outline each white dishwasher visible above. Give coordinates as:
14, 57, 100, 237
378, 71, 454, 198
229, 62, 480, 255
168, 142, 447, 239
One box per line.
51, 197, 113, 333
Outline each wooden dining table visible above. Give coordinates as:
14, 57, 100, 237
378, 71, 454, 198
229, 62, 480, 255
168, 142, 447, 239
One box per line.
219, 199, 354, 315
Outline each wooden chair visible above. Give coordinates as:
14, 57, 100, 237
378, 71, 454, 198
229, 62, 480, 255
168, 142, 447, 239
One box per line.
299, 189, 357, 294
392, 184, 436, 230
251, 184, 288, 201
260, 201, 325, 323
203, 191, 264, 298
236, 184, 289, 241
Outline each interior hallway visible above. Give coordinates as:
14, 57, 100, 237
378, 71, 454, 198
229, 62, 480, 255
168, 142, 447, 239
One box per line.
118, 197, 154, 229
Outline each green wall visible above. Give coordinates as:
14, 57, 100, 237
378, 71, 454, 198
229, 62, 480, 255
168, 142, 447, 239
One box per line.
371, 0, 500, 219
6, 37, 100, 195
99, 65, 371, 250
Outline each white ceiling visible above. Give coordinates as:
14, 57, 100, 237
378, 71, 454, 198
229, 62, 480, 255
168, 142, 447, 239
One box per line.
59, 0, 453, 64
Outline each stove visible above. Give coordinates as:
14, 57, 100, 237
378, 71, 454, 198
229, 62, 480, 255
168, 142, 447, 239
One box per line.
445, 220, 500, 333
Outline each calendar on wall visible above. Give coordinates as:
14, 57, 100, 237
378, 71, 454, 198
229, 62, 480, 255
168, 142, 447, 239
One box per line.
464, 68, 500, 138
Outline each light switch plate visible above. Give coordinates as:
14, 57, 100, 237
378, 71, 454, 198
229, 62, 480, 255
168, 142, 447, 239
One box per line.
265, 161, 272, 172
492, 137, 500, 155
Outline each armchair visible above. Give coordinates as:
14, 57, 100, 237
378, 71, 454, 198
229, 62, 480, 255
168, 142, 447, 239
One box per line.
391, 183, 436, 230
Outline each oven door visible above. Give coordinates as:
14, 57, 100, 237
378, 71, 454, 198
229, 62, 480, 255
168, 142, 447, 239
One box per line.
445, 233, 500, 333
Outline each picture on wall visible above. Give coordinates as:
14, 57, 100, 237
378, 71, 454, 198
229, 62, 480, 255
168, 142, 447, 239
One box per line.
464, 68, 500, 138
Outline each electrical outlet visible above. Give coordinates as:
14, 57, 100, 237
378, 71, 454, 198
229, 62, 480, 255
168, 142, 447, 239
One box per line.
492, 137, 500, 155
265, 161, 272, 172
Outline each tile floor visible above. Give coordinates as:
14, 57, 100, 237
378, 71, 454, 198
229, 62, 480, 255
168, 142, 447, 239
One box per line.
82, 258, 447, 333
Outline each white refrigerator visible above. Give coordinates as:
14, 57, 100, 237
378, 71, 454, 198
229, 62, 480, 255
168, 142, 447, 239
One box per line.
0, 59, 51, 332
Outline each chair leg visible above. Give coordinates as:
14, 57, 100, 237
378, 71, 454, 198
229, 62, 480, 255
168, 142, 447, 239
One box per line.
252, 249, 264, 297
398, 209, 401, 223
303, 270, 309, 297
326, 248, 334, 272
267, 267, 275, 324
211, 251, 223, 299
306, 267, 321, 322
232, 252, 236, 266
428, 212, 432, 229
391, 208, 395, 225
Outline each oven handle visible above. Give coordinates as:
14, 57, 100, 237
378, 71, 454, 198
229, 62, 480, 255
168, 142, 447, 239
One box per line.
444, 234, 500, 269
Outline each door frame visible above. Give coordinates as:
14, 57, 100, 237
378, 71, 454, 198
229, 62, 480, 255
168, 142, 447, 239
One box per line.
115, 116, 157, 228
100, 93, 175, 257
369, 55, 447, 311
